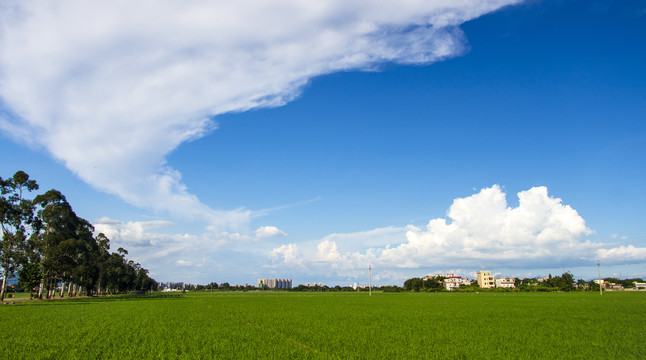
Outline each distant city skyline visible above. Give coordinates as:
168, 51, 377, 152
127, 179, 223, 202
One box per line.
1, 0, 645, 285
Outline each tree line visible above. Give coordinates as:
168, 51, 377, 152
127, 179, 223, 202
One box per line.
1, 171, 157, 300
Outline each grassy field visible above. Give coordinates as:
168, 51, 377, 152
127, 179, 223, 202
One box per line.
1, 291, 644, 359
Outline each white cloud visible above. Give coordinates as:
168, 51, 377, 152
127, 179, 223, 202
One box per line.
316, 240, 342, 263
0, 0, 522, 227
320, 226, 408, 252
597, 245, 646, 262
94, 216, 173, 247
270, 243, 302, 266
255, 226, 287, 239
93, 216, 288, 282
381, 185, 595, 267
176, 260, 194, 267
270, 185, 646, 280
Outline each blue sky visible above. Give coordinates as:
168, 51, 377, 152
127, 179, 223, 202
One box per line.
1, 0, 645, 285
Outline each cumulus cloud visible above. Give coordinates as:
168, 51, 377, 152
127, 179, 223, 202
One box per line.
0, 0, 522, 226
316, 240, 342, 263
271, 185, 646, 277
270, 243, 302, 266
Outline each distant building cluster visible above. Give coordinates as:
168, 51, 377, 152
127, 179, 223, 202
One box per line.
159, 282, 184, 291
258, 278, 292, 289
594, 279, 646, 291
438, 274, 471, 291
476, 271, 519, 290
420, 271, 520, 291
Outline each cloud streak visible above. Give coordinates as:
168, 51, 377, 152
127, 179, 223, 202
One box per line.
0, 0, 522, 227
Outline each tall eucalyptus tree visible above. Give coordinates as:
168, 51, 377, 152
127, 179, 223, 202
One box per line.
31, 189, 88, 298
0, 171, 38, 301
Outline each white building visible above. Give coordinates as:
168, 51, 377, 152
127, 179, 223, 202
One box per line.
443, 274, 471, 291
495, 277, 516, 289
258, 278, 292, 289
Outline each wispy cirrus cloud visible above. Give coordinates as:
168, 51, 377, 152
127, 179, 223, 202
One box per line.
0, 0, 522, 228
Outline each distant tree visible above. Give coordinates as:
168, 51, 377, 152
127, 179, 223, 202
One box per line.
514, 278, 522, 288
95, 233, 111, 295
423, 277, 442, 290
404, 277, 423, 292
560, 272, 574, 291
17, 261, 40, 299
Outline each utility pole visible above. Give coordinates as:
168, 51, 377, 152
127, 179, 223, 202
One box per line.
597, 261, 603, 296
369, 265, 372, 296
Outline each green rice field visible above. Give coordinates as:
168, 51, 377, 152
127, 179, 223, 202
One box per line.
1, 291, 645, 359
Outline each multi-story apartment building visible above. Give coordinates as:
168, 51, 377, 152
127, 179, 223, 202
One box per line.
476, 271, 495, 288
258, 278, 292, 289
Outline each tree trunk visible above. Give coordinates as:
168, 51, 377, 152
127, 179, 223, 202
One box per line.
0, 274, 6, 301
68, 282, 72, 297
60, 281, 65, 297
38, 280, 44, 299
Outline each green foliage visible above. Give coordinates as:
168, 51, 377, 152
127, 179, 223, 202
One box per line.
404, 277, 423, 291
1, 292, 645, 359
1, 171, 157, 299
0, 171, 39, 300
423, 277, 442, 290
17, 262, 40, 295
